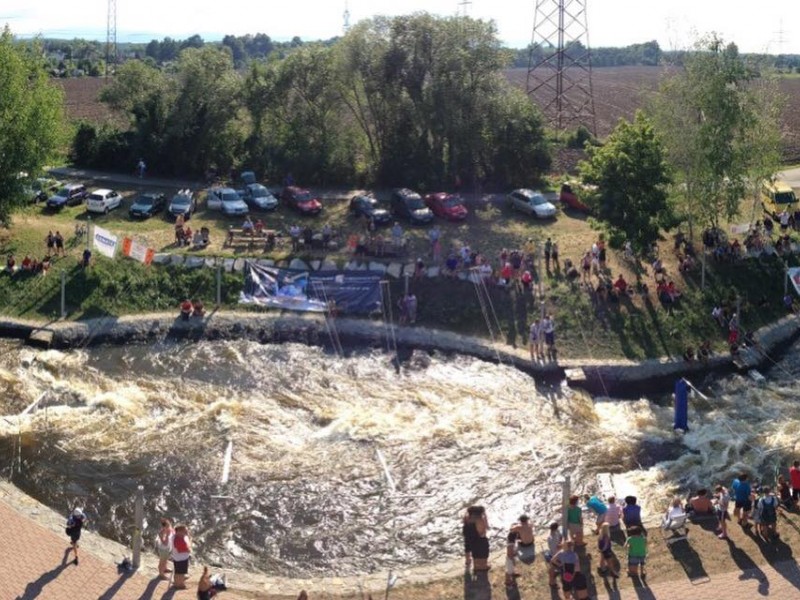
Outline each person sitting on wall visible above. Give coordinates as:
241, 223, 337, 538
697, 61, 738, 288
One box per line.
180, 298, 193, 321
192, 299, 205, 317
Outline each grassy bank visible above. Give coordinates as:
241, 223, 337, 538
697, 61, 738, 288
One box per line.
0, 181, 797, 359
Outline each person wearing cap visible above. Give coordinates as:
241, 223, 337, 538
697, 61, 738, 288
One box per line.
65, 507, 87, 565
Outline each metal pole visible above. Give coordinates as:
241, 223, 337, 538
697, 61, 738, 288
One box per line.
701, 248, 706, 290
786, 269, 789, 297
404, 273, 410, 297
537, 243, 543, 299
86, 216, 91, 249
132, 485, 144, 569
216, 262, 222, 306
60, 270, 66, 318
561, 475, 571, 540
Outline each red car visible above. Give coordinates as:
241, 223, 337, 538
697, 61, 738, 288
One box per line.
424, 192, 468, 221
281, 186, 323, 215
559, 183, 591, 213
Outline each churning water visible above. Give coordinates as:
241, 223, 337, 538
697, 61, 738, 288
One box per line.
1, 337, 799, 577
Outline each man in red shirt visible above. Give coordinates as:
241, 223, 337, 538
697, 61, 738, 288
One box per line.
789, 461, 800, 507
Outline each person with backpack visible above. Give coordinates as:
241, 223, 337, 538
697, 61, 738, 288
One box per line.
65, 507, 86, 566
758, 486, 780, 540
551, 540, 579, 596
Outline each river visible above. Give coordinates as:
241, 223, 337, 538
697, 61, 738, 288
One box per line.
0, 337, 797, 577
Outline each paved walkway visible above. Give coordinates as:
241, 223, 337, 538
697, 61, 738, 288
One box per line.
0, 497, 247, 600
5, 479, 800, 600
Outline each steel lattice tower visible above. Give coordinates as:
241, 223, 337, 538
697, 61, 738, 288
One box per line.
105, 0, 117, 77
526, 0, 596, 134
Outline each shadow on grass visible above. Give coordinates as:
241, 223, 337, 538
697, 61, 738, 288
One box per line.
463, 569, 492, 600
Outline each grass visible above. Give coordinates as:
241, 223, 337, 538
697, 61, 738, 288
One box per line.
0, 181, 796, 360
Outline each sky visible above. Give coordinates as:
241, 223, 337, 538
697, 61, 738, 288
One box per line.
2, 0, 798, 54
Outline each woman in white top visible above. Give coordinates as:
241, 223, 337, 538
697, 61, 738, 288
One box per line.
662, 498, 686, 528
605, 496, 622, 528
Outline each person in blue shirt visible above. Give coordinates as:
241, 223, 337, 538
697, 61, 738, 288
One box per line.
732, 473, 752, 527
584, 494, 608, 534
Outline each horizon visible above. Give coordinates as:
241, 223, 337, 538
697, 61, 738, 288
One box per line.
2, 0, 798, 55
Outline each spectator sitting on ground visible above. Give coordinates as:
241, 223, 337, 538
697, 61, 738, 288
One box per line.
564, 258, 579, 282
687, 489, 714, 515
683, 346, 695, 363
678, 254, 695, 272
254, 219, 265, 235
6, 253, 16, 273
667, 281, 682, 301
478, 262, 493, 282
699, 340, 712, 363
414, 258, 425, 279
21, 255, 32, 271
183, 226, 192, 247
784, 294, 796, 313
192, 230, 204, 248
662, 498, 686, 528
652, 257, 665, 277
242, 216, 254, 233
613, 274, 628, 296
444, 252, 459, 277
192, 299, 205, 317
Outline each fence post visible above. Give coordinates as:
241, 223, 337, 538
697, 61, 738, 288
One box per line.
216, 262, 222, 307
561, 474, 571, 541
60, 270, 66, 318
132, 485, 144, 569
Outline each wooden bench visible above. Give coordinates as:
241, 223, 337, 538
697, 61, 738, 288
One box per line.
224, 228, 281, 250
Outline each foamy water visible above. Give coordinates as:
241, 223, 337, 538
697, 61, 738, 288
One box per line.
0, 338, 797, 576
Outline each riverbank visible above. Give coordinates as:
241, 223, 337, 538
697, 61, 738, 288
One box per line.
2, 308, 800, 396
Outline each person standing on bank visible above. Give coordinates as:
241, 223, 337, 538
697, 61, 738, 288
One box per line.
65, 507, 86, 566
462, 506, 490, 571
170, 524, 192, 589
157, 518, 174, 579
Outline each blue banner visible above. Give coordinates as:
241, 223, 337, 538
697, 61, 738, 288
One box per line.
240, 261, 383, 314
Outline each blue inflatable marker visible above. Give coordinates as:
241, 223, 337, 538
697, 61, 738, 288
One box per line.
674, 378, 689, 431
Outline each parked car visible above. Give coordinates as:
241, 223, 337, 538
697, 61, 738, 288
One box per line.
349, 194, 391, 225
281, 186, 323, 216
25, 177, 60, 204
129, 192, 166, 219
243, 183, 279, 211
207, 187, 249, 216
168, 189, 197, 220
559, 183, 591, 213
239, 170, 257, 186
390, 188, 434, 224
86, 189, 123, 214
424, 192, 468, 221
506, 189, 557, 219
46, 183, 87, 210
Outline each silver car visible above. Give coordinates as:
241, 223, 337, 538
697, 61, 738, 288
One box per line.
506, 189, 557, 219
207, 187, 249, 216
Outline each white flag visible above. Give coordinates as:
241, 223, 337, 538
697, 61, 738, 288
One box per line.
92, 225, 118, 259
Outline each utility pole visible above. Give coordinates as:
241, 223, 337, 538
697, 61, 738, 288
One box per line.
527, 0, 597, 135
105, 0, 118, 78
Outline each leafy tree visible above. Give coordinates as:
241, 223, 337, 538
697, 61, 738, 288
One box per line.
579, 111, 672, 250
0, 28, 65, 222
650, 36, 782, 234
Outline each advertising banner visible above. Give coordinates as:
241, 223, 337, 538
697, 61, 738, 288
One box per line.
122, 237, 155, 265
240, 261, 382, 314
92, 226, 118, 258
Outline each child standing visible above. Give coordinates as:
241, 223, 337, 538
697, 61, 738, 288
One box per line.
624, 526, 647, 577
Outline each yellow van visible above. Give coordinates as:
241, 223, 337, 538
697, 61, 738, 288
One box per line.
762, 180, 798, 217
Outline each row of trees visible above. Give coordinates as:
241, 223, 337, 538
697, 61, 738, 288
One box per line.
580, 37, 783, 251
82, 14, 551, 189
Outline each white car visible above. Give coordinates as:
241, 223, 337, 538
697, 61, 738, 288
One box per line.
86, 189, 123, 214
506, 188, 557, 219
207, 187, 249, 216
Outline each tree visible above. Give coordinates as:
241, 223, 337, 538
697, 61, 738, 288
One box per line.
579, 111, 672, 250
650, 36, 783, 235
0, 28, 65, 222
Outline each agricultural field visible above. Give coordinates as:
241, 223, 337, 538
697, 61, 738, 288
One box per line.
61, 67, 800, 163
